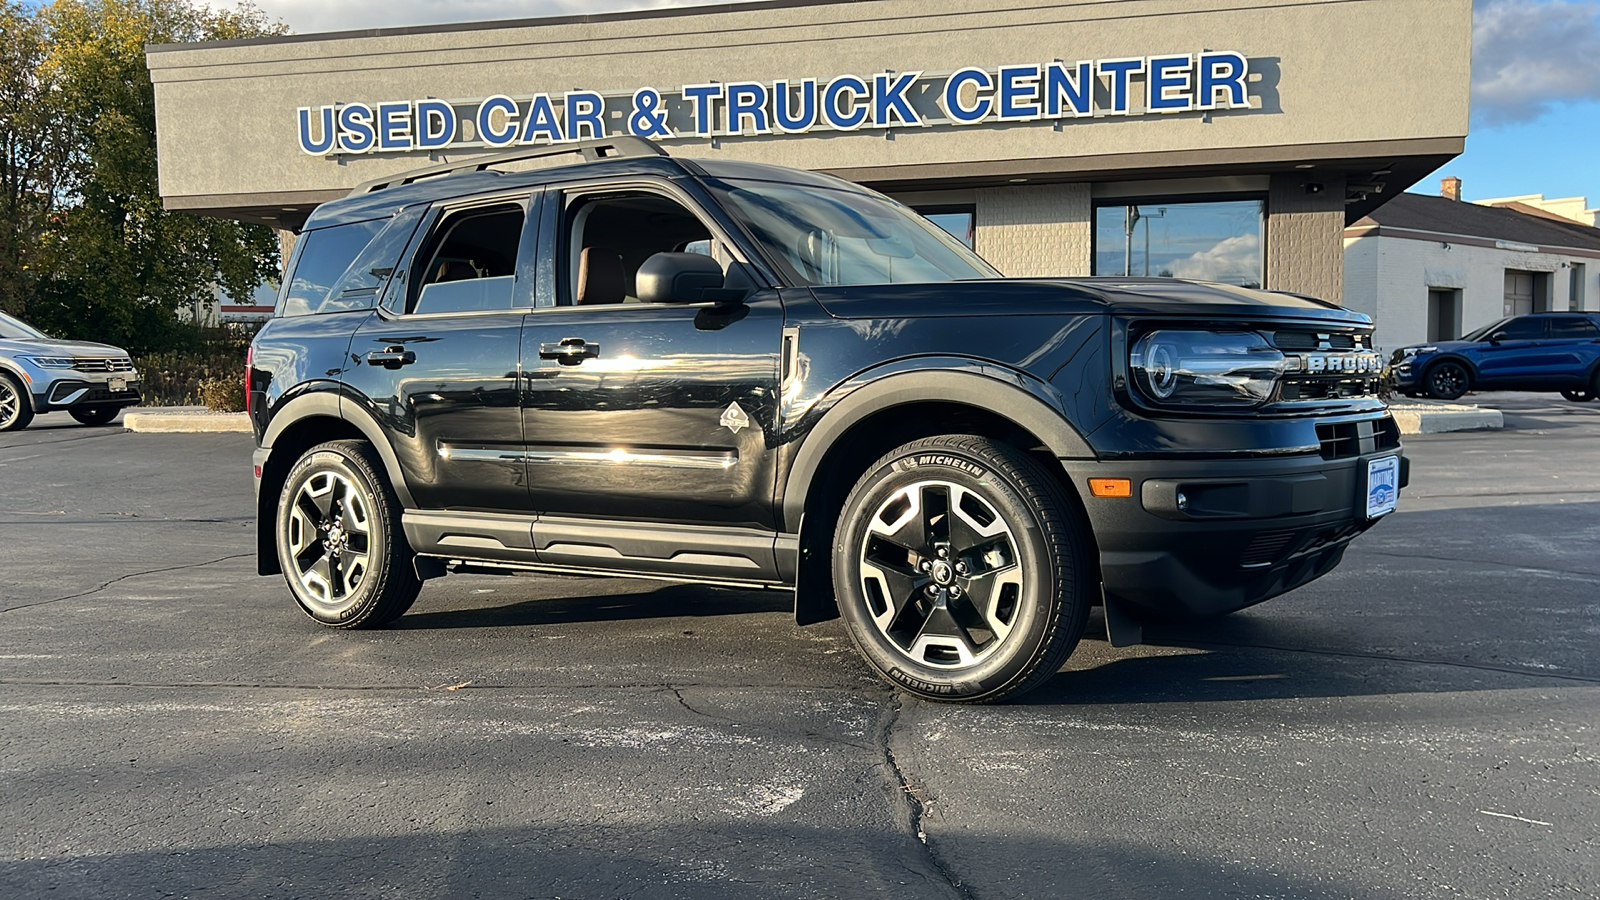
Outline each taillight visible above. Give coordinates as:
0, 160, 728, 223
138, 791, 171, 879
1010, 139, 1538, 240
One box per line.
245, 343, 254, 417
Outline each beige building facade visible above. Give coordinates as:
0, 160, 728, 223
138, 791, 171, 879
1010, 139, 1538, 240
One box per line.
146, 0, 1472, 303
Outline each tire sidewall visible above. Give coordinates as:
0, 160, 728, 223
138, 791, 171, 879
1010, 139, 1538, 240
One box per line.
0, 373, 33, 432
276, 445, 393, 626
833, 443, 1063, 701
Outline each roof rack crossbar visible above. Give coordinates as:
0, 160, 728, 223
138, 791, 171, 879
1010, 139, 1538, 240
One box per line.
346, 137, 668, 197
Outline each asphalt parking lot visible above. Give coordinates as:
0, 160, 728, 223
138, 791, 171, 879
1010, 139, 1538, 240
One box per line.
2, 394, 1597, 900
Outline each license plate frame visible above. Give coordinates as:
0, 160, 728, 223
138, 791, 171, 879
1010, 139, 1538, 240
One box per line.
109, 377, 127, 392
1365, 455, 1400, 519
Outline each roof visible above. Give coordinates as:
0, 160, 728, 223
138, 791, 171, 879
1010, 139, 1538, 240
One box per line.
1351, 192, 1600, 252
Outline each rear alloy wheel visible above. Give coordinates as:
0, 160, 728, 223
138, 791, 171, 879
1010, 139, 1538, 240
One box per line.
833, 435, 1091, 703
1425, 361, 1470, 401
276, 440, 420, 628
69, 406, 121, 426
0, 374, 34, 432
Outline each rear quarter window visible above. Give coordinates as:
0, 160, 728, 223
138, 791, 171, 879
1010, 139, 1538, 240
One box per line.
278, 219, 386, 317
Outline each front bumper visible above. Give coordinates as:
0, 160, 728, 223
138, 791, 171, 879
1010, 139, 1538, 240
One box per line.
33, 377, 142, 412
1391, 360, 1420, 390
1065, 445, 1408, 620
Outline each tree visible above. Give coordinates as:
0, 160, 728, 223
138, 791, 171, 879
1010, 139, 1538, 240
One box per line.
0, 1, 65, 320
14, 0, 286, 351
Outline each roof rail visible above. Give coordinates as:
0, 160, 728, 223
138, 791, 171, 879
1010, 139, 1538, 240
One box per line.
346, 137, 669, 197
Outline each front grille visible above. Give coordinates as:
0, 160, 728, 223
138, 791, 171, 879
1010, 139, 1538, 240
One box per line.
1271, 331, 1364, 351
72, 357, 135, 373
1279, 376, 1380, 401
1316, 417, 1401, 460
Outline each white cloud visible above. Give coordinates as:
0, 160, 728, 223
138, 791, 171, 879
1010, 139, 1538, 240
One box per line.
1473, 0, 1600, 125
252, 0, 719, 36
1165, 233, 1261, 285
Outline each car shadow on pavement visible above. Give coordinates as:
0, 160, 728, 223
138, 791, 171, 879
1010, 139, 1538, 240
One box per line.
392, 581, 789, 630
0, 822, 1393, 900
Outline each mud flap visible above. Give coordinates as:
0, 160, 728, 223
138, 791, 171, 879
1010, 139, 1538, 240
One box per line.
1102, 590, 1144, 648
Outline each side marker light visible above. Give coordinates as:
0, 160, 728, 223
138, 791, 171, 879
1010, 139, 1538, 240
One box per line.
1089, 478, 1132, 498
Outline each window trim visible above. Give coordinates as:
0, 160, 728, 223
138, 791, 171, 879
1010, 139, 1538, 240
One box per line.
1089, 193, 1268, 285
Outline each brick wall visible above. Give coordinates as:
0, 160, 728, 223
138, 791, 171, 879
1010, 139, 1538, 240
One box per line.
1266, 173, 1347, 302
974, 184, 1092, 277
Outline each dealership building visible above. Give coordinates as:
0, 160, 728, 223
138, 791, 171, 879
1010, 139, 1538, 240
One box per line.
146, 0, 1471, 306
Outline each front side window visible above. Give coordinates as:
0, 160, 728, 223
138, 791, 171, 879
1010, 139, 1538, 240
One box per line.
710, 179, 998, 286
1093, 199, 1265, 288
1493, 316, 1546, 341
563, 191, 715, 306
409, 202, 526, 315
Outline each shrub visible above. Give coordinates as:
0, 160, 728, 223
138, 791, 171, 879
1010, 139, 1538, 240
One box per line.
134, 322, 259, 407
198, 375, 246, 412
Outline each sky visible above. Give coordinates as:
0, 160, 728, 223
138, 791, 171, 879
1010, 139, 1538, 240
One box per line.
106, 0, 1588, 208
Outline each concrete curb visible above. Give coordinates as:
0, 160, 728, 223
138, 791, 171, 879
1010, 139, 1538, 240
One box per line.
123, 407, 251, 434
1387, 402, 1503, 435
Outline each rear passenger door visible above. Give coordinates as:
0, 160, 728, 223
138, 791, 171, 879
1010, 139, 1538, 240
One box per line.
343, 191, 541, 512
1545, 315, 1600, 387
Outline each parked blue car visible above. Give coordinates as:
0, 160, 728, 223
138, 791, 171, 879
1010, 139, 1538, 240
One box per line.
1391, 311, 1600, 402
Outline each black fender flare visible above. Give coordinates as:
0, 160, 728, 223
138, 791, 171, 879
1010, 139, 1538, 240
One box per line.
780, 361, 1096, 534
261, 389, 417, 510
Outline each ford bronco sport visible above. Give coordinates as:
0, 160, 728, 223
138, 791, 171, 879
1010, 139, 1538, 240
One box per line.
250, 138, 1406, 702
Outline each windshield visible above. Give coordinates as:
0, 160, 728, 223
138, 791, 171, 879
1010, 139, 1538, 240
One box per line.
709, 178, 1001, 286
1459, 317, 1510, 342
0, 310, 47, 340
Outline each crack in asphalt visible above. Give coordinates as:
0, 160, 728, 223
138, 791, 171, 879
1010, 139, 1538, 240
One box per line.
1152, 639, 1600, 685
877, 692, 977, 900
1, 552, 253, 614
662, 685, 876, 752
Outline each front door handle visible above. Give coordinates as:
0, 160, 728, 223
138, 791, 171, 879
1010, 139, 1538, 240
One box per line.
539, 338, 600, 365
366, 347, 416, 369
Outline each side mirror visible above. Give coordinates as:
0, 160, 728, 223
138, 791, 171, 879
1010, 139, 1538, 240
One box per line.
636, 252, 739, 304
1488, 331, 1508, 344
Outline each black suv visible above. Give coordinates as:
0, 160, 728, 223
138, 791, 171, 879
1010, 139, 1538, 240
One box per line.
250, 139, 1406, 702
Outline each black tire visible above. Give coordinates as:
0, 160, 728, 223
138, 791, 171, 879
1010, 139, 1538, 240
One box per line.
1559, 389, 1594, 403
1425, 360, 1470, 401
0, 373, 34, 432
832, 435, 1092, 703
276, 440, 421, 628
69, 405, 122, 426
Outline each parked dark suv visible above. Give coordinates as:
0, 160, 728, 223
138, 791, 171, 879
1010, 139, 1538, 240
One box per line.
1392, 311, 1600, 402
250, 139, 1406, 702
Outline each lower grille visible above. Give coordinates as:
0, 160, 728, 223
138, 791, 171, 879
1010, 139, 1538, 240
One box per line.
1240, 530, 1297, 568
1316, 417, 1401, 461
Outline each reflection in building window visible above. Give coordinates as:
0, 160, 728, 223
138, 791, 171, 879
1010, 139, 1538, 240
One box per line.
1093, 199, 1265, 288
916, 206, 976, 250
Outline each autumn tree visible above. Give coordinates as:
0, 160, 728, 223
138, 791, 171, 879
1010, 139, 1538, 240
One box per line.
7, 0, 286, 351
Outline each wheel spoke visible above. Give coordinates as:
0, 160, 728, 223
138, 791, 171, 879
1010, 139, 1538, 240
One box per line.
958, 565, 1024, 645
908, 603, 983, 667
860, 553, 930, 632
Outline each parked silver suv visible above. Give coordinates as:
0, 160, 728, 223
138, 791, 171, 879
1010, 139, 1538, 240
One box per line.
0, 311, 142, 431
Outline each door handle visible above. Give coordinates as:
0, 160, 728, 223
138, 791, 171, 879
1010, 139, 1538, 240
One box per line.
365, 347, 416, 369
539, 338, 600, 365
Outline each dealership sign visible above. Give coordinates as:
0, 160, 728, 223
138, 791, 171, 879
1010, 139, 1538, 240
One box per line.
296, 52, 1252, 157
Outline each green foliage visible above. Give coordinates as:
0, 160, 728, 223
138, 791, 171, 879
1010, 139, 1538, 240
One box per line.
0, 0, 286, 354
197, 374, 246, 412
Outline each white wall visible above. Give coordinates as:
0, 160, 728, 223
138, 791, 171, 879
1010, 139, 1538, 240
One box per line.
1344, 234, 1600, 353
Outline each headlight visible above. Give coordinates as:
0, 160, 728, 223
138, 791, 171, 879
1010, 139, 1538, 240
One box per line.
1129, 330, 1287, 407
22, 356, 75, 369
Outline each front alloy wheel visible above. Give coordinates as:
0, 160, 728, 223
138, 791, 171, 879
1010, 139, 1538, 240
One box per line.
1426, 361, 1470, 401
0, 374, 34, 432
834, 435, 1090, 702
276, 440, 420, 628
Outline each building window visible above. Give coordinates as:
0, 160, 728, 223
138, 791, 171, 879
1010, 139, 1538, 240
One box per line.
915, 205, 976, 250
1427, 289, 1462, 342
1092, 198, 1264, 287
1571, 263, 1587, 311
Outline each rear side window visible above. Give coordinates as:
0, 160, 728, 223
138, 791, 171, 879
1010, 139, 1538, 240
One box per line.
320, 207, 427, 314
1549, 317, 1600, 339
409, 203, 527, 315
279, 220, 384, 317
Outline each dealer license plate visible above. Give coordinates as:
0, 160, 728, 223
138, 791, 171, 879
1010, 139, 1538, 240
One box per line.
1365, 455, 1400, 519
109, 377, 127, 392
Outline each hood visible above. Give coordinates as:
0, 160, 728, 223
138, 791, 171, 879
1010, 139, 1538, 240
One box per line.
808, 278, 1372, 326
0, 336, 131, 357
1398, 340, 1476, 355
